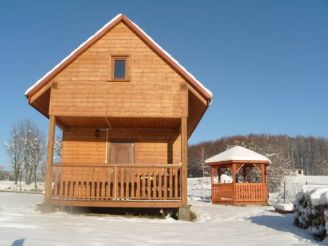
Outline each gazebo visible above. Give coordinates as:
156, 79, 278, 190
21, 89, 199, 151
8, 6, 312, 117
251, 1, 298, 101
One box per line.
205, 146, 270, 205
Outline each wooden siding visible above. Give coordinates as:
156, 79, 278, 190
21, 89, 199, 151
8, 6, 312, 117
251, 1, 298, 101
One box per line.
49, 22, 188, 118
62, 127, 181, 165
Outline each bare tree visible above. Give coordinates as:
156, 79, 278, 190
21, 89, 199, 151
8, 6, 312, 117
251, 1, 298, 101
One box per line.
5, 119, 46, 190
54, 134, 62, 163
4, 125, 24, 186
199, 145, 208, 178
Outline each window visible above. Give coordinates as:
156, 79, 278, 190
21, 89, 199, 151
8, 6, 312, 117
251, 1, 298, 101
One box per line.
110, 56, 129, 81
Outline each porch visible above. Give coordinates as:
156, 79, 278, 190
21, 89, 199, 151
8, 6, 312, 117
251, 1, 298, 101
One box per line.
45, 116, 188, 208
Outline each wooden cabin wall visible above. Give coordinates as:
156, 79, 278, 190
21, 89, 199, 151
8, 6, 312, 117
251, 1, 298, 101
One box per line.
49, 22, 188, 118
61, 127, 181, 164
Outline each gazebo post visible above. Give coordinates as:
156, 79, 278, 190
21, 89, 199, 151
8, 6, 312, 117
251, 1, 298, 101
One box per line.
231, 163, 236, 203
264, 163, 268, 202
210, 165, 215, 202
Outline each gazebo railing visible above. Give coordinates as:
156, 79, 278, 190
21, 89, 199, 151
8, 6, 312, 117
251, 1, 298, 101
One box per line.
234, 183, 266, 202
212, 183, 267, 204
212, 183, 234, 202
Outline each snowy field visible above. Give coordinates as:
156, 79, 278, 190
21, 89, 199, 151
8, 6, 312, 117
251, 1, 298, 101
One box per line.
0, 192, 323, 246
0, 181, 44, 193
0, 177, 327, 245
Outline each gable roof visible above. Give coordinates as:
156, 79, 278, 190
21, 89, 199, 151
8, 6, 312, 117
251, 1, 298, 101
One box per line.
205, 146, 271, 164
25, 13, 212, 102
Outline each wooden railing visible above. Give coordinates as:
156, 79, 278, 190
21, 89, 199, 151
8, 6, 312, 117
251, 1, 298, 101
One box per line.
212, 183, 267, 203
234, 183, 266, 202
50, 163, 182, 201
212, 183, 234, 202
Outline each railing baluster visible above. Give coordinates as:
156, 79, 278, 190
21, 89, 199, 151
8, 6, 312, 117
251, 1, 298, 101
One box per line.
142, 169, 146, 199
174, 168, 178, 199
53, 166, 58, 196
119, 167, 123, 199
136, 168, 140, 199
126, 168, 130, 199
131, 168, 135, 199
147, 168, 150, 199
101, 167, 105, 199
60, 167, 64, 198
113, 166, 117, 200
169, 167, 173, 199
158, 168, 162, 199
164, 167, 167, 200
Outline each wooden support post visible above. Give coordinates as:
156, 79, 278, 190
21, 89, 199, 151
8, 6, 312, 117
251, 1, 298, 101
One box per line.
181, 117, 188, 206
231, 163, 236, 202
45, 115, 56, 201
211, 167, 214, 202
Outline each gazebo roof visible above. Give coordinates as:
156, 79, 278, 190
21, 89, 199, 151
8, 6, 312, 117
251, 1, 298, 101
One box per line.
205, 146, 271, 164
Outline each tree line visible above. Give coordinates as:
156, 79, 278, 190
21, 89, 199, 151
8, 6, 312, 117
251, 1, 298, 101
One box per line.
188, 134, 328, 191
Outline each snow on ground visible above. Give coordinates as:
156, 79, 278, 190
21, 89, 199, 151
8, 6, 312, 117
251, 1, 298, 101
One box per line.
0, 193, 322, 245
188, 177, 211, 200
0, 177, 326, 245
0, 181, 44, 193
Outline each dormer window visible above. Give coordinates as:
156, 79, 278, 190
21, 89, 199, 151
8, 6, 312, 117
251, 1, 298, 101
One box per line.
111, 56, 129, 81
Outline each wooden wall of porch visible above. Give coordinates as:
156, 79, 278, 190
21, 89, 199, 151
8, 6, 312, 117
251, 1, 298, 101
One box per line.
61, 126, 182, 165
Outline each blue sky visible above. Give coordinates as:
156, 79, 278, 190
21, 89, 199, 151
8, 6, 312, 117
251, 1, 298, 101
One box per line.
0, 0, 328, 168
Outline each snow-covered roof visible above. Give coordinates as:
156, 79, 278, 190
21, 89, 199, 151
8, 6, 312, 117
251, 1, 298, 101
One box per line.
205, 146, 271, 164
25, 14, 212, 101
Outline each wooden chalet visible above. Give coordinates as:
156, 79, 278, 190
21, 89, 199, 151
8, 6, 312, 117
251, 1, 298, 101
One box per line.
25, 14, 212, 209
206, 146, 270, 205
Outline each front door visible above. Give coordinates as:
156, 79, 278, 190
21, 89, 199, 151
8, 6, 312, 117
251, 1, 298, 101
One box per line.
110, 142, 134, 164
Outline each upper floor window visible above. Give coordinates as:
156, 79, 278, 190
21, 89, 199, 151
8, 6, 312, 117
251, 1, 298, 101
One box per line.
111, 56, 129, 81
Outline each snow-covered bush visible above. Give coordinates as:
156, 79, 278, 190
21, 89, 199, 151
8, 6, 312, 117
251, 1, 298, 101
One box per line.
294, 186, 328, 240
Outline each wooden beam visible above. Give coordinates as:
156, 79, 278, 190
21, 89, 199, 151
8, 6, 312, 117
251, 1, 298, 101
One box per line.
181, 117, 188, 206
47, 199, 182, 208
45, 115, 56, 201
